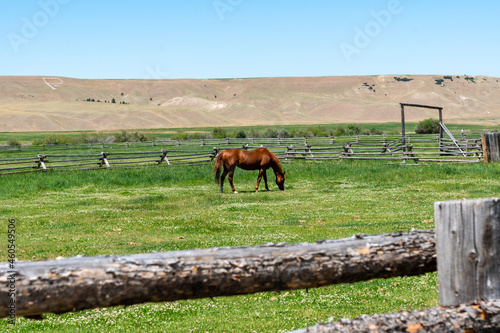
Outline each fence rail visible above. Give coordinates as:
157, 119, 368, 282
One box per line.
0, 133, 482, 152
0, 136, 484, 174
0, 230, 436, 318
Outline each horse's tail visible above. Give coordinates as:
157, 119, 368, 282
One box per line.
213, 151, 224, 185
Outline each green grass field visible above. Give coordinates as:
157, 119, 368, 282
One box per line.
1, 159, 500, 332
1, 122, 496, 145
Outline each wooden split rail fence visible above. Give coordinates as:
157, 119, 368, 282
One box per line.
0, 149, 218, 175
0, 138, 485, 175
0, 133, 483, 153
1, 198, 499, 332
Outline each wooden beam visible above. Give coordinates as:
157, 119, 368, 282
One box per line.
290, 298, 500, 333
399, 103, 443, 110
0, 230, 436, 318
435, 198, 500, 306
482, 132, 500, 163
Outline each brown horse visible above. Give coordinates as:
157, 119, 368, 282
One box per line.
213, 148, 285, 193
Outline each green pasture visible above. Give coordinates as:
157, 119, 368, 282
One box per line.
1, 159, 500, 332
0, 122, 496, 145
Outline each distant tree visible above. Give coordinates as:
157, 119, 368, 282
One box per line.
235, 130, 247, 138
111, 98, 116, 104
212, 127, 227, 139
394, 77, 413, 82
263, 127, 279, 138
277, 129, 291, 138
415, 118, 440, 134
464, 76, 476, 83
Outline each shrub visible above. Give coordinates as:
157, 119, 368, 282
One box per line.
248, 129, 261, 138
368, 127, 383, 135
114, 131, 151, 142
39, 135, 74, 145
6, 138, 20, 146
263, 127, 279, 138
415, 118, 440, 134
307, 126, 330, 137
347, 124, 362, 135
235, 130, 247, 138
169, 132, 188, 141
212, 127, 227, 139
289, 129, 310, 137
332, 126, 346, 136
75, 133, 110, 143
277, 129, 291, 138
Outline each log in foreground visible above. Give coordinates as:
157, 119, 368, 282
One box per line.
0, 230, 436, 318
290, 299, 500, 333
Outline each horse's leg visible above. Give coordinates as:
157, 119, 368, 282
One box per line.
255, 169, 263, 192
228, 168, 237, 193
263, 170, 270, 191
220, 168, 228, 193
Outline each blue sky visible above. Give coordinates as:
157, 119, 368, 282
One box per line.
1, 0, 499, 79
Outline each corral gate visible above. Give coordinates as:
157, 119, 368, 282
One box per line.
400, 103, 465, 155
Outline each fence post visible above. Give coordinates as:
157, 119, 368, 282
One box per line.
37, 154, 47, 170
482, 132, 500, 163
99, 152, 110, 168
435, 197, 500, 306
158, 150, 170, 165
305, 144, 313, 157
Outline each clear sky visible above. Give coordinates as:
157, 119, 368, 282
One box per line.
1, 0, 499, 79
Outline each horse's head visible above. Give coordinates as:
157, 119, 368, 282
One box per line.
276, 171, 285, 191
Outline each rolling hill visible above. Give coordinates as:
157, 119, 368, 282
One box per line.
1, 75, 499, 132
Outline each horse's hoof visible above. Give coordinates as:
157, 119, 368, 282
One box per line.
233, 191, 238, 194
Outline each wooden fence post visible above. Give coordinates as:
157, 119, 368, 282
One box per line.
482, 132, 500, 163
37, 154, 47, 170
99, 152, 110, 168
158, 150, 170, 165
435, 198, 500, 306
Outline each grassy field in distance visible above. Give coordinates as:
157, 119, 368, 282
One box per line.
0, 122, 498, 145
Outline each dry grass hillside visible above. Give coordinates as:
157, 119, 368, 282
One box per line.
1, 75, 499, 132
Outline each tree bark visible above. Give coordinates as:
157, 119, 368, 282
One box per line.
0, 230, 436, 318
290, 299, 500, 333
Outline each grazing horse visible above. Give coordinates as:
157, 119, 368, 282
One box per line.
213, 148, 285, 193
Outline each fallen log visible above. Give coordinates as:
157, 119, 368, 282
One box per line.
290, 298, 500, 333
0, 230, 436, 318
